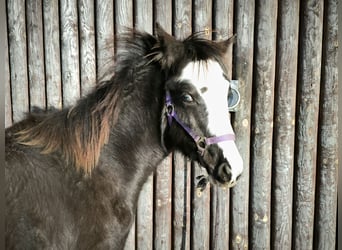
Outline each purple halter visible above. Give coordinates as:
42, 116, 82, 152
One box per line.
165, 90, 235, 155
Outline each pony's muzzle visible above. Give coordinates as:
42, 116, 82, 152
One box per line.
215, 162, 238, 188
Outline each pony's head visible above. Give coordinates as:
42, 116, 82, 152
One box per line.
152, 25, 243, 188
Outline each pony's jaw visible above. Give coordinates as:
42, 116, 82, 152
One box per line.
179, 60, 244, 183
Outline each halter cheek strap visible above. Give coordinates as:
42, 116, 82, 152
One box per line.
165, 91, 235, 155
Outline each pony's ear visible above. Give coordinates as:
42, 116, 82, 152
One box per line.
150, 23, 184, 70
217, 34, 237, 54
155, 23, 175, 42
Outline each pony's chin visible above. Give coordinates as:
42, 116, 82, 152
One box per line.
207, 174, 237, 188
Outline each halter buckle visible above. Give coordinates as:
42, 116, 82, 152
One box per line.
166, 103, 175, 126
196, 136, 207, 155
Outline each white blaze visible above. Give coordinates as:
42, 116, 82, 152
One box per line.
179, 60, 243, 181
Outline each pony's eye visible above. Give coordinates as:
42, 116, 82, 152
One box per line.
182, 93, 193, 103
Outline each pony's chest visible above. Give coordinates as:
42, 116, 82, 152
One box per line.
73, 196, 135, 248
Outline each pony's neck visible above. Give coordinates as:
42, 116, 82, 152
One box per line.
96, 85, 167, 202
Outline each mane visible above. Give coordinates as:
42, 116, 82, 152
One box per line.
14, 28, 233, 174
15, 80, 122, 174
15, 31, 157, 174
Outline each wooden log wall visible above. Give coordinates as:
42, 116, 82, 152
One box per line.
5, 0, 338, 249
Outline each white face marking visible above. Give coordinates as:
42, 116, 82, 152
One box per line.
178, 60, 243, 181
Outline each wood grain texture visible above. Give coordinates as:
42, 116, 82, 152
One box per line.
314, 0, 338, 248
5, 1, 339, 249
134, 0, 153, 33
250, 1, 277, 248
7, 0, 29, 122
191, 162, 211, 250
5, 19, 12, 128
95, 0, 115, 79
154, 0, 172, 31
210, 186, 229, 250
173, 0, 192, 39
172, 3, 192, 249
213, 0, 233, 41
193, 0, 212, 37
136, 175, 153, 250
210, 1, 233, 249
43, 0, 62, 109
26, 0, 46, 110
213, 0, 233, 77
134, 4, 154, 250
60, 0, 80, 106
191, 2, 212, 249
153, 3, 172, 249
154, 157, 173, 250
115, 0, 133, 33
230, 1, 255, 248
293, 0, 324, 248
172, 153, 191, 250
271, 1, 300, 249
79, 0, 96, 96
123, 220, 135, 250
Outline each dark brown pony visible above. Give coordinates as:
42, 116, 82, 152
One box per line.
5, 25, 239, 249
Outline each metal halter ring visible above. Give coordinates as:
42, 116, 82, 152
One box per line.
195, 136, 207, 155
228, 80, 241, 112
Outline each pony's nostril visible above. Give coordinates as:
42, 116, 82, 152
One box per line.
236, 173, 242, 181
217, 163, 232, 183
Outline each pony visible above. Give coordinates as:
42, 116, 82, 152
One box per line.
5, 25, 243, 249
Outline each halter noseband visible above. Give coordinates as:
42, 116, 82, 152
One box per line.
165, 91, 235, 155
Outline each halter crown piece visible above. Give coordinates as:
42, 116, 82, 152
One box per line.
165, 91, 235, 155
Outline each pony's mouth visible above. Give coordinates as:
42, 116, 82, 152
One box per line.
196, 152, 237, 190
196, 172, 237, 192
